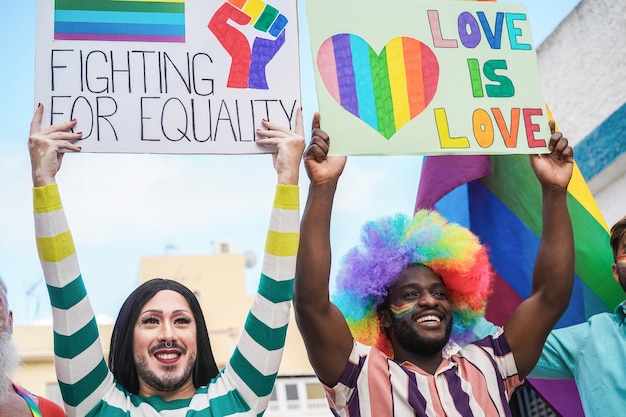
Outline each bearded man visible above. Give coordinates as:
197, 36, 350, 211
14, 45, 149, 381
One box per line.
294, 115, 575, 416
0, 277, 66, 417
28, 104, 305, 417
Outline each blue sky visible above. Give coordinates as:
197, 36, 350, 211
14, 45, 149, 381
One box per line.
1, 0, 581, 325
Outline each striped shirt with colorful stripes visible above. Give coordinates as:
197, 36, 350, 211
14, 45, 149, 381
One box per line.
34, 183, 299, 417
324, 330, 522, 417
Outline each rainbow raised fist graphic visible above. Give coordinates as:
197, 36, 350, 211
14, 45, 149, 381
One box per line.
209, 0, 288, 89
317, 34, 440, 139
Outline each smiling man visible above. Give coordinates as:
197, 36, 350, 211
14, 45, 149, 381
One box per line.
107, 278, 214, 402
293, 115, 576, 416
27, 104, 305, 417
131, 288, 198, 397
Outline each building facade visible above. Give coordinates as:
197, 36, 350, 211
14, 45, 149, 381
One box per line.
537, 0, 626, 228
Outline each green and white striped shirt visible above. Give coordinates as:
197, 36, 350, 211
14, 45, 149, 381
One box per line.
34, 183, 299, 417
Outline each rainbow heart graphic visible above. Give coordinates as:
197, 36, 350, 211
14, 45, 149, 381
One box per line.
317, 34, 440, 139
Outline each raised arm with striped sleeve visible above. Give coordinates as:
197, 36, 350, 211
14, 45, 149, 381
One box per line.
34, 183, 299, 417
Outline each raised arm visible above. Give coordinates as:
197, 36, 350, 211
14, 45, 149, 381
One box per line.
293, 114, 353, 387
503, 120, 575, 379
220, 109, 305, 415
29, 105, 113, 417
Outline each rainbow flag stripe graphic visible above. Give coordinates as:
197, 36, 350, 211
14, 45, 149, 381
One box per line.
317, 34, 439, 140
54, 0, 186, 43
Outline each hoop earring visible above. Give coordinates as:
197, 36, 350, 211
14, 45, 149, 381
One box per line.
165, 341, 172, 348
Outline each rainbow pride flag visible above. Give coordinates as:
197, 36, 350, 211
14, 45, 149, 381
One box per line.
54, 0, 186, 43
415, 152, 621, 416
412, 0, 618, 413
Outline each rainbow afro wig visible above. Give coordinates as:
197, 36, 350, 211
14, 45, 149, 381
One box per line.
332, 210, 494, 358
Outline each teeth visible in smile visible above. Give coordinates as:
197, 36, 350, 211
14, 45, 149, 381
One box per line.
416, 315, 440, 324
156, 353, 179, 360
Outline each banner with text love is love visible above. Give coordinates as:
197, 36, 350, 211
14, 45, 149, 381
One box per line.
306, 0, 548, 156
35, 0, 300, 154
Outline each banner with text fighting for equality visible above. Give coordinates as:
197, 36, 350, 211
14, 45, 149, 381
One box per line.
35, 0, 300, 154
306, 0, 548, 156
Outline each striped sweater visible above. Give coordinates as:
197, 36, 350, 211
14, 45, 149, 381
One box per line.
34, 183, 299, 417
325, 330, 522, 417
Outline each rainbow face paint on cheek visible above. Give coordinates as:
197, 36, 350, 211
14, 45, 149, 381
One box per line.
617, 255, 626, 275
390, 301, 418, 318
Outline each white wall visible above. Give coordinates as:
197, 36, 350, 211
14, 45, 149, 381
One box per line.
537, 0, 626, 227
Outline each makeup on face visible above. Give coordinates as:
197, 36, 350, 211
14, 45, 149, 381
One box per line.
390, 301, 418, 318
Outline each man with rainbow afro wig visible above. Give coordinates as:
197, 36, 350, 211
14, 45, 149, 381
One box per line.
294, 114, 575, 417
331, 209, 494, 358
